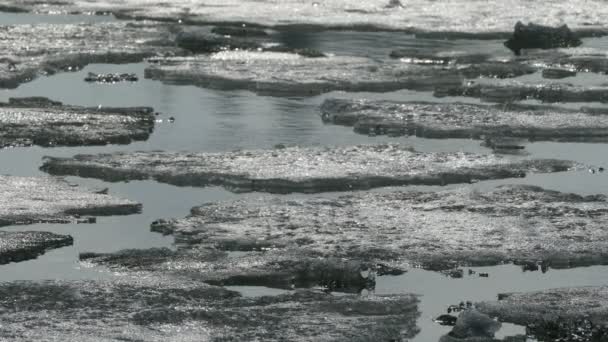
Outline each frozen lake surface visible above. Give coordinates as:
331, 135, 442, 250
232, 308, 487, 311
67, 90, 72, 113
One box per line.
0, 10, 607, 342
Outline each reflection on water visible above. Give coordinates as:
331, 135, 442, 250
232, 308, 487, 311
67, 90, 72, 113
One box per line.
0, 181, 237, 282
0, 62, 490, 154
277, 29, 320, 50
377, 264, 608, 341
1, 60, 608, 341
0, 17, 606, 341
276, 29, 509, 60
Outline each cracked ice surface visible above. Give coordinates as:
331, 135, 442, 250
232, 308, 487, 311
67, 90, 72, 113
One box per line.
0, 21, 177, 88
0, 97, 155, 148
320, 98, 608, 141
145, 51, 463, 95
0, 175, 140, 227
40, 144, 577, 193
149, 184, 608, 271
2, 0, 608, 34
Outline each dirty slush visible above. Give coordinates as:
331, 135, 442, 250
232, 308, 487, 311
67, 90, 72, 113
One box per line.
1, 1, 608, 341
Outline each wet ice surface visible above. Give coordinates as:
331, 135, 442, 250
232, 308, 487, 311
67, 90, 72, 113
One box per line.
377, 265, 608, 341
0, 98, 155, 148
40, 147, 576, 194
0, 279, 421, 342
0, 20, 178, 89
4, 63, 608, 341
0, 16, 607, 341
0, 64, 604, 340
4, 0, 608, 34
0, 175, 139, 225
145, 51, 464, 96
0, 12, 115, 25
0, 230, 72, 265
320, 98, 608, 141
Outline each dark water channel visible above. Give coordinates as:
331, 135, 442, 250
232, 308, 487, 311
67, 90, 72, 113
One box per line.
1, 13, 608, 342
